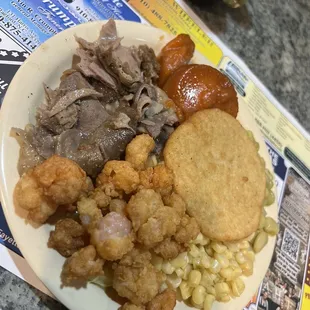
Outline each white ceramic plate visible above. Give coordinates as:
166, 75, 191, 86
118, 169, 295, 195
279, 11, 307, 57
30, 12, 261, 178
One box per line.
0, 20, 277, 310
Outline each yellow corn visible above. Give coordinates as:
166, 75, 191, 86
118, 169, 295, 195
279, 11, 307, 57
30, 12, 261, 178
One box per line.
230, 277, 245, 297
219, 267, 234, 281
200, 270, 215, 288
214, 253, 229, 269
162, 261, 175, 275
215, 282, 230, 301
166, 273, 182, 289
179, 281, 193, 300
240, 260, 253, 276
259, 213, 266, 229
211, 242, 227, 254
235, 252, 247, 265
171, 252, 189, 269
253, 231, 268, 253
192, 285, 207, 306
188, 270, 202, 287
209, 258, 221, 274
204, 294, 215, 310
264, 217, 279, 236
182, 264, 192, 280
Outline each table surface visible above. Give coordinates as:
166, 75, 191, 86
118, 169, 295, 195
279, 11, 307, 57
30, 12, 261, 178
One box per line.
1, 0, 310, 309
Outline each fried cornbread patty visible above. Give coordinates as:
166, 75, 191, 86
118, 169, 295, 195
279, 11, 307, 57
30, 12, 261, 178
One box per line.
164, 109, 266, 242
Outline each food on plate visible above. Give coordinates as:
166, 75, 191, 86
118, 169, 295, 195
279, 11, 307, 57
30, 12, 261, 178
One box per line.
158, 34, 195, 87
11, 19, 278, 310
164, 109, 266, 241
90, 211, 135, 261
147, 289, 176, 310
61, 245, 104, 286
14, 155, 87, 224
11, 19, 178, 178
48, 218, 86, 257
163, 64, 239, 121
113, 248, 165, 305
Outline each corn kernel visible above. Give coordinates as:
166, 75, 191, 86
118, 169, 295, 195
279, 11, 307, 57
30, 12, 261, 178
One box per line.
179, 281, 193, 300
214, 253, 229, 269
192, 285, 207, 306
188, 270, 202, 287
171, 252, 189, 269
211, 242, 227, 254
230, 277, 245, 297
204, 294, 215, 310
162, 261, 175, 275
209, 258, 221, 274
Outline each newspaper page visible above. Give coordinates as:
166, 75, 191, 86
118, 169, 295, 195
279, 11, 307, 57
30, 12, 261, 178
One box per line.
0, 1, 309, 310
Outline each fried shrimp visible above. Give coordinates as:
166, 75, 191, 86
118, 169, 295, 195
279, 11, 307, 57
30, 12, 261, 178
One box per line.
147, 289, 176, 310
77, 197, 103, 231
91, 212, 134, 261
89, 188, 111, 210
33, 155, 87, 205
48, 218, 86, 257
120, 303, 145, 310
174, 215, 200, 245
153, 237, 185, 260
125, 134, 155, 170
96, 160, 140, 195
113, 248, 165, 305
127, 189, 164, 232
61, 245, 104, 286
14, 170, 57, 223
137, 206, 181, 248
139, 164, 173, 196
14, 155, 88, 224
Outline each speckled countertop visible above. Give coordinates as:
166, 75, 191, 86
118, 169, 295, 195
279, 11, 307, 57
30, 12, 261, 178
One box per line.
1, 0, 310, 309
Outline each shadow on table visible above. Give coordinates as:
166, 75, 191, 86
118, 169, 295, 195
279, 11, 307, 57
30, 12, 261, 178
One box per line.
186, 0, 252, 34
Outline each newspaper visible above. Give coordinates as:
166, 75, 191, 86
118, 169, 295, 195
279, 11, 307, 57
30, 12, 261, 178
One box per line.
0, 1, 309, 309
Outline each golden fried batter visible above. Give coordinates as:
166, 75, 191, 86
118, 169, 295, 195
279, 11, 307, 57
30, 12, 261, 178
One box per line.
127, 189, 163, 232
137, 206, 181, 248
139, 164, 173, 196
120, 303, 145, 310
153, 237, 185, 260
109, 199, 127, 215
48, 218, 86, 257
89, 188, 111, 210
33, 155, 87, 205
77, 197, 102, 232
61, 245, 104, 286
113, 249, 165, 305
14, 170, 57, 224
174, 215, 200, 245
126, 134, 155, 170
162, 192, 186, 217
91, 212, 134, 261
97, 161, 140, 195
147, 289, 176, 310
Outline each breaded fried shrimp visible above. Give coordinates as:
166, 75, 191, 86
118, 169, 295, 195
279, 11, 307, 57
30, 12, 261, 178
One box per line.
91, 212, 134, 261
174, 215, 200, 245
77, 197, 102, 231
127, 189, 164, 232
97, 160, 140, 195
125, 134, 155, 170
147, 289, 176, 310
33, 155, 87, 205
48, 218, 86, 257
61, 245, 104, 286
113, 249, 165, 305
153, 237, 185, 260
120, 303, 145, 310
139, 164, 173, 196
